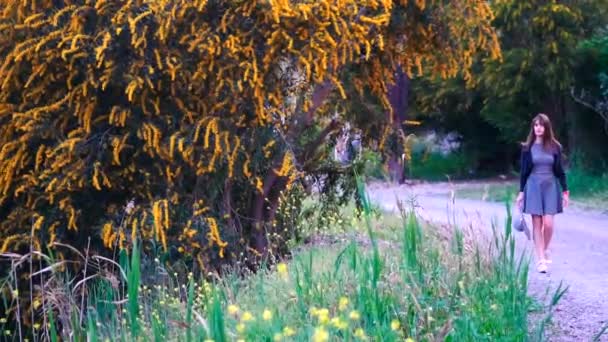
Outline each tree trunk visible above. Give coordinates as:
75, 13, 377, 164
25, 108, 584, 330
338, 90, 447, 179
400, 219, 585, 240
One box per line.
386, 67, 410, 183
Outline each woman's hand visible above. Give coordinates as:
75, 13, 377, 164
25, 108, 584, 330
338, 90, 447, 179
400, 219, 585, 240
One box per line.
516, 192, 524, 209
563, 191, 570, 208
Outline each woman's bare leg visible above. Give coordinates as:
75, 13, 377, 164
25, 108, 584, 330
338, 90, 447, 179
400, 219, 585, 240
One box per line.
532, 215, 545, 260
542, 214, 554, 256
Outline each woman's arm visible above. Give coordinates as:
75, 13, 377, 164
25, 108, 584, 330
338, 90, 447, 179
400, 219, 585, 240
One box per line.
519, 149, 528, 192
517, 149, 527, 208
554, 149, 568, 191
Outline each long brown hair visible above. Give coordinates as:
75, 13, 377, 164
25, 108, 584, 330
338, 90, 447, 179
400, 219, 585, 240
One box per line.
522, 113, 562, 151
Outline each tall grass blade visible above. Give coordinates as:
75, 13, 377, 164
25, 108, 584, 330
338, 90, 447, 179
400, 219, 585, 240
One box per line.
550, 282, 569, 307
48, 309, 58, 342
593, 322, 608, 342
127, 240, 141, 337
209, 293, 226, 342
186, 277, 195, 342
87, 311, 98, 342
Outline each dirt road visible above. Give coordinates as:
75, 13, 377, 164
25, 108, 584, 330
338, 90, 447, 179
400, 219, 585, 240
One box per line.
368, 182, 608, 342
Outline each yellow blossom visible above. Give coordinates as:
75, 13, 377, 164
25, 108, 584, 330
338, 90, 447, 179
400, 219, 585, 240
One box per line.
312, 327, 329, 342
241, 311, 254, 322
405, 338, 415, 342
263, 309, 273, 321
227, 304, 240, 315
349, 310, 360, 320
277, 262, 288, 278
330, 317, 348, 330
317, 308, 330, 324
338, 297, 349, 311
283, 326, 296, 336
391, 319, 400, 331
236, 323, 246, 333
354, 328, 367, 340
0, 318, 6, 324
273, 333, 283, 341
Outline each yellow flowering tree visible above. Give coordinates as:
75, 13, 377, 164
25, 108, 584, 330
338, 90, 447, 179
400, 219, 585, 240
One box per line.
0, 0, 499, 268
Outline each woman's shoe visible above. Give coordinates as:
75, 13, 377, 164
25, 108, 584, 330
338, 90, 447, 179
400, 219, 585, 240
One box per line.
544, 251, 552, 264
537, 260, 548, 273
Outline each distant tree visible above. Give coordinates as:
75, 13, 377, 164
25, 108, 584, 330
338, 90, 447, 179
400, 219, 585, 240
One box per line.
411, 0, 607, 172
571, 31, 608, 131
478, 0, 607, 143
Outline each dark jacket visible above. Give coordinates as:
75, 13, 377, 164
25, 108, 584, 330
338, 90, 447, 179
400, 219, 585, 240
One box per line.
519, 145, 568, 192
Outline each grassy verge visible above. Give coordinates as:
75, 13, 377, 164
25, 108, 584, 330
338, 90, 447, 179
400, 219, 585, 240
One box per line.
1, 188, 554, 341
455, 182, 519, 203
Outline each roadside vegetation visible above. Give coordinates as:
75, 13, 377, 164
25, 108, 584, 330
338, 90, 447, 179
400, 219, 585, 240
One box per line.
1, 185, 562, 341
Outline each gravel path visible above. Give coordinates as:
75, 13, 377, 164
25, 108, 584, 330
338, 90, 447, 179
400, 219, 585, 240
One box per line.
368, 182, 608, 342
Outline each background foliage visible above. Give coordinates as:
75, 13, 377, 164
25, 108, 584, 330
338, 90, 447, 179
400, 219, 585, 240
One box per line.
410, 0, 608, 175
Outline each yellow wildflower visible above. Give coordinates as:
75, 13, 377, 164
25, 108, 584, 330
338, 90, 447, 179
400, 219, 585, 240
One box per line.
349, 310, 360, 320
241, 311, 254, 322
309, 307, 319, 316
0, 318, 5, 324
405, 338, 415, 342
277, 262, 288, 278
354, 328, 367, 340
236, 323, 246, 333
391, 319, 400, 331
330, 317, 348, 330
273, 333, 283, 341
283, 326, 296, 336
317, 308, 330, 324
312, 327, 329, 342
227, 304, 239, 315
263, 309, 272, 321
338, 297, 349, 311
204, 340, 214, 342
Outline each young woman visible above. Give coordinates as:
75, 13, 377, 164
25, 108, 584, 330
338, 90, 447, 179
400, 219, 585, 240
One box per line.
516, 113, 569, 273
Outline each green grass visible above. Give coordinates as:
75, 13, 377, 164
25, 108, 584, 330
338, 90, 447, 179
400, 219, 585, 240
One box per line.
408, 151, 471, 182
1, 185, 558, 341
566, 167, 608, 209
455, 182, 519, 203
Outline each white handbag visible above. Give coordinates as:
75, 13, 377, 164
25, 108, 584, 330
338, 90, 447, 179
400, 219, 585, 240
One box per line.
513, 205, 531, 240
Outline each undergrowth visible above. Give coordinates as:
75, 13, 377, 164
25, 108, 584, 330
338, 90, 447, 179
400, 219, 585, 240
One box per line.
0, 183, 561, 341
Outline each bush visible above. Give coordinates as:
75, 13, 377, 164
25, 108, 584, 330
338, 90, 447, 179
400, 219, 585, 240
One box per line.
357, 150, 387, 181
567, 167, 608, 198
408, 149, 471, 182
0, 0, 499, 272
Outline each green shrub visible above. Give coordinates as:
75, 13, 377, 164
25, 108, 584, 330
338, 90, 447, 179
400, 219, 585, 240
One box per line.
357, 150, 387, 181
408, 151, 471, 181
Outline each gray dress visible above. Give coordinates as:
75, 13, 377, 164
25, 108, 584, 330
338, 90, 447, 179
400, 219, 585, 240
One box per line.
523, 143, 563, 215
